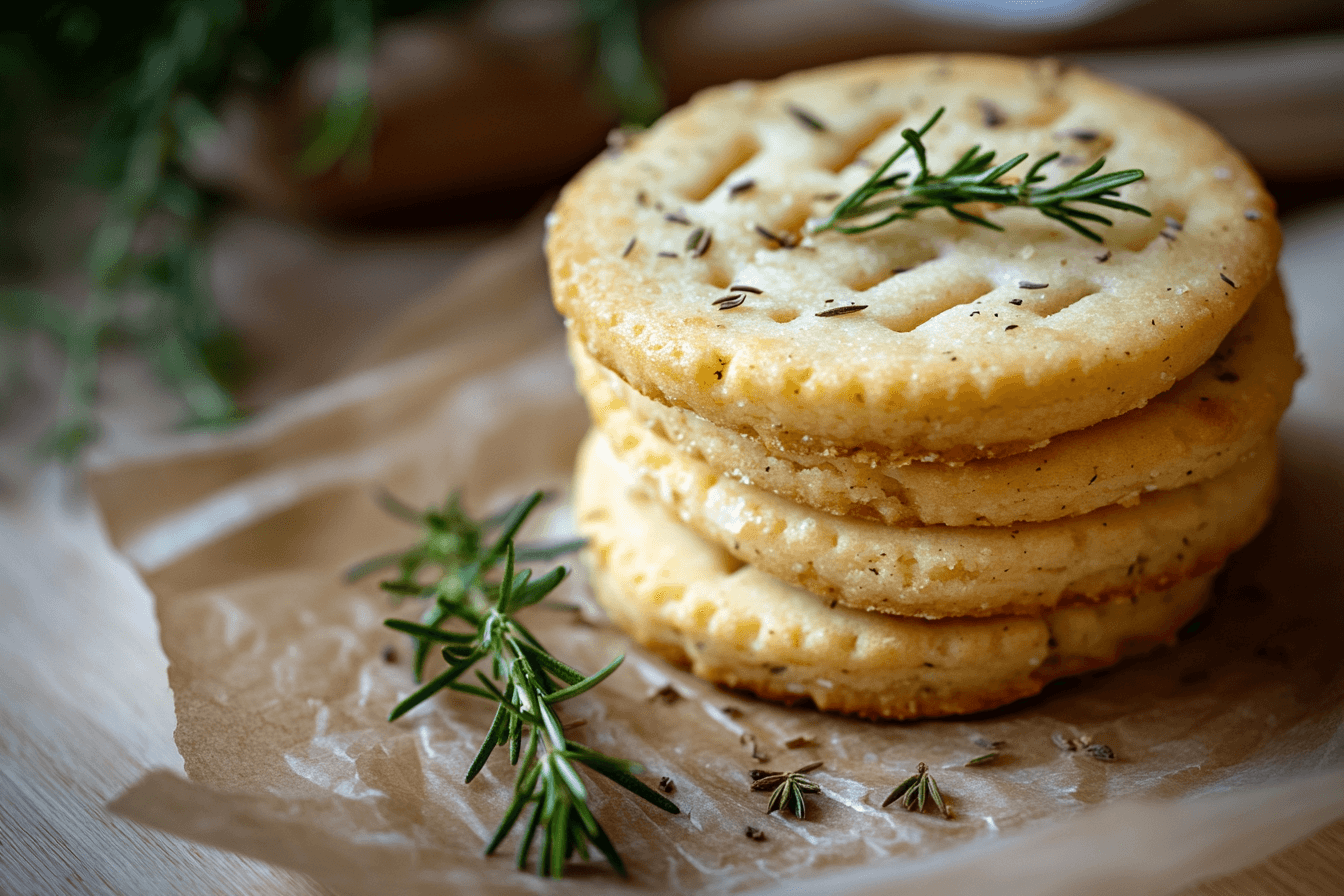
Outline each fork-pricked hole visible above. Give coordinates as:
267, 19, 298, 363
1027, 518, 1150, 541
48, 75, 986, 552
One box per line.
841, 245, 940, 292
825, 112, 904, 173
1122, 201, 1188, 252
683, 133, 760, 202
704, 265, 734, 289
1019, 281, 1099, 318
877, 277, 996, 333
1021, 94, 1071, 128
757, 202, 814, 250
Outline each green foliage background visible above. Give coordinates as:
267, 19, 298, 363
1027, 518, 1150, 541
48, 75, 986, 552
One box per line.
0, 0, 659, 459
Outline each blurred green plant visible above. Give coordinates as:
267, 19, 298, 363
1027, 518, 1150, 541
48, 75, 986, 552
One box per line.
0, 0, 661, 460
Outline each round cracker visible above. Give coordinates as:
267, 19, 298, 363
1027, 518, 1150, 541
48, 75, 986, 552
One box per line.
572, 274, 1298, 526
548, 55, 1280, 462
576, 437, 1216, 720
583, 425, 1275, 618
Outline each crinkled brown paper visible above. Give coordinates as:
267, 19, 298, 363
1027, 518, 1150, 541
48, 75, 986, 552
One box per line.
91, 220, 1344, 896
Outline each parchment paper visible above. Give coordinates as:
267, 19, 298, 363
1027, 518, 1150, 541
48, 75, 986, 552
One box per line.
90, 216, 1344, 896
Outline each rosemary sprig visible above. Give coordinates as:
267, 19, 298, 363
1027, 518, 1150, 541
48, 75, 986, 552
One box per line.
812, 107, 1149, 242
2, 0, 662, 459
750, 761, 823, 818
349, 490, 678, 878
882, 762, 951, 818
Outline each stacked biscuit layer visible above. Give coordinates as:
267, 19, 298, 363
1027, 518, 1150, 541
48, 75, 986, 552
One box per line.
546, 55, 1298, 719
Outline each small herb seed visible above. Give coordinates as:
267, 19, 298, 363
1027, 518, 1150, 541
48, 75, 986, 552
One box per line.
686, 227, 712, 257
729, 178, 756, 197
1018, 281, 1048, 289
1220, 273, 1237, 288
621, 236, 637, 258
713, 294, 747, 310
787, 103, 828, 132
815, 304, 868, 318
728, 284, 763, 294
754, 224, 797, 248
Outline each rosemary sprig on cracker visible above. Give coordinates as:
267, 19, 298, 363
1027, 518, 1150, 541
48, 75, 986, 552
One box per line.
812, 106, 1149, 242
349, 490, 679, 878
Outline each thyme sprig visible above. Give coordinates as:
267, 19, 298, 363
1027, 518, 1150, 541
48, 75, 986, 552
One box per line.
348, 490, 678, 878
882, 762, 951, 818
750, 761, 823, 818
812, 107, 1149, 243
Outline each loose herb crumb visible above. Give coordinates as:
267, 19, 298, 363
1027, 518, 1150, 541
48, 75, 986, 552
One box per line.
883, 763, 951, 818
741, 733, 770, 762
650, 684, 682, 704
751, 762, 823, 818
1053, 732, 1117, 761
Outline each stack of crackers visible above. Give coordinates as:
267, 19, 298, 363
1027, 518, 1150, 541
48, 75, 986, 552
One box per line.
545, 56, 1298, 719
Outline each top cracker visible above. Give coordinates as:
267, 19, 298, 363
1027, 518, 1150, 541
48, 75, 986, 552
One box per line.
547, 55, 1280, 463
